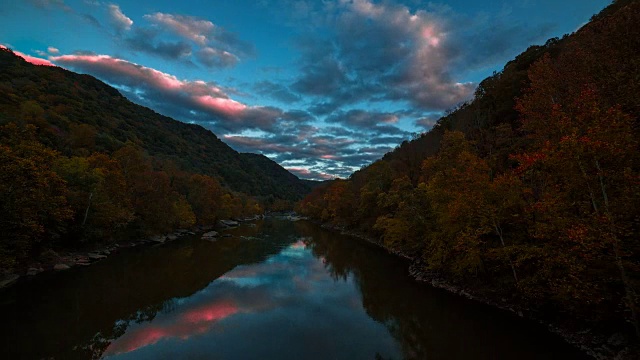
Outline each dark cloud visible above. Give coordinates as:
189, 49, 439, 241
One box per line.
143, 12, 256, 67
369, 136, 408, 145
196, 47, 239, 68
82, 13, 102, 28
253, 81, 301, 104
325, 109, 398, 129
26, 0, 71, 12
415, 113, 441, 129
282, 0, 556, 114
291, 43, 348, 96
284, 1, 474, 112
323, 127, 356, 137
124, 27, 193, 60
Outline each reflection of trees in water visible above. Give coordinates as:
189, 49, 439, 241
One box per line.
0, 220, 299, 360
295, 221, 586, 360
2, 220, 587, 359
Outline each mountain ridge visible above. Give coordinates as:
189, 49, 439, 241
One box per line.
0, 48, 312, 201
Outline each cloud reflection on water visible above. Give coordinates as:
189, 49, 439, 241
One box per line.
103, 237, 399, 360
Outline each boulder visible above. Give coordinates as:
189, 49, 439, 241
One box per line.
88, 253, 107, 260
150, 235, 166, 243
26, 268, 44, 276
202, 231, 218, 240
54, 264, 70, 271
0, 274, 20, 288
166, 234, 178, 241
220, 220, 239, 227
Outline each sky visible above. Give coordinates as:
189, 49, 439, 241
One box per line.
0, 0, 610, 180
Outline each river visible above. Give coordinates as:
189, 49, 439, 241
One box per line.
0, 219, 588, 359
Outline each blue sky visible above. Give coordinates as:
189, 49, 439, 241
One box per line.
0, 0, 610, 180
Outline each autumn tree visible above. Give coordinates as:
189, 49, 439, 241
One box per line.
185, 174, 223, 225
515, 52, 640, 331
0, 124, 72, 266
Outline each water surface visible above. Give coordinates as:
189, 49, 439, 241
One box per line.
0, 219, 587, 359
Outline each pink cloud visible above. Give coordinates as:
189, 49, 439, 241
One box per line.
194, 95, 247, 117
49, 53, 253, 118
105, 300, 239, 356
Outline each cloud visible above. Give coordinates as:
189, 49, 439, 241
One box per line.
49, 53, 284, 132
143, 12, 255, 67
287, 168, 334, 180
108, 4, 133, 32
82, 13, 102, 27
220, 118, 404, 180
415, 113, 440, 129
196, 47, 239, 68
325, 109, 398, 129
26, 0, 72, 12
283, 0, 556, 114
124, 27, 193, 60
47, 46, 60, 54
253, 81, 301, 104
285, 0, 475, 111
144, 12, 214, 45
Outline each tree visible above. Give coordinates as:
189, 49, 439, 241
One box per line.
185, 174, 223, 225
0, 124, 72, 266
515, 53, 640, 332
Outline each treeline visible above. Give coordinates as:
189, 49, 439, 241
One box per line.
0, 122, 264, 268
297, 0, 640, 335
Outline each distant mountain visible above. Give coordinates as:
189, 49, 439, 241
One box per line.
240, 153, 313, 200
0, 48, 311, 201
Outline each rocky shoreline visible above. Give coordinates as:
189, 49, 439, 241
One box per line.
0, 217, 260, 291
320, 222, 639, 360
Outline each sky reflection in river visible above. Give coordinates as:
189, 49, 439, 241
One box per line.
103, 238, 401, 360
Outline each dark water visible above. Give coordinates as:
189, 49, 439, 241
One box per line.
0, 219, 588, 360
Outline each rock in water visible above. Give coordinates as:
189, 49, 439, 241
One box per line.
150, 235, 166, 243
26, 268, 44, 276
0, 274, 20, 288
54, 264, 70, 271
202, 231, 218, 240
88, 253, 107, 260
220, 220, 239, 227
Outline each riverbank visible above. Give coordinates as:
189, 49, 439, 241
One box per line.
320, 222, 639, 360
0, 227, 199, 290
0, 217, 261, 291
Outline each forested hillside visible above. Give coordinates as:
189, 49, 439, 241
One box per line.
0, 49, 311, 201
297, 0, 640, 341
0, 48, 312, 268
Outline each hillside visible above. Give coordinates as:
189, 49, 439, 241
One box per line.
0, 49, 311, 201
297, 0, 640, 354
0, 47, 316, 269
241, 153, 313, 200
